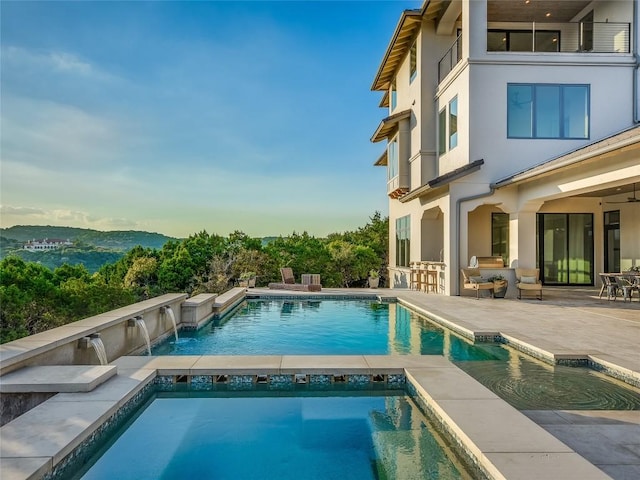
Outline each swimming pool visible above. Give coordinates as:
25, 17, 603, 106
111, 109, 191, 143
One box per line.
71, 390, 479, 480
149, 299, 640, 411
152, 299, 508, 361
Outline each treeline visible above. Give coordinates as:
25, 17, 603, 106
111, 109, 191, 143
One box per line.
0, 214, 388, 344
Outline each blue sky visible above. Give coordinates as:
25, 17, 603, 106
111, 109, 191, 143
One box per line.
1, 0, 419, 238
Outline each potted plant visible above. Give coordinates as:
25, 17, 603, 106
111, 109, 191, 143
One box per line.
368, 269, 380, 289
239, 271, 256, 288
487, 274, 508, 298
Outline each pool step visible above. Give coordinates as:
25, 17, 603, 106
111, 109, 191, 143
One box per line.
0, 365, 117, 393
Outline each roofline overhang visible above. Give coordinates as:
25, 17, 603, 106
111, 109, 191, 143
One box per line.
374, 150, 388, 167
371, 9, 423, 92
370, 109, 412, 143
400, 159, 484, 202
491, 126, 640, 189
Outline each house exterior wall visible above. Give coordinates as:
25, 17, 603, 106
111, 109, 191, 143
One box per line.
375, 0, 639, 294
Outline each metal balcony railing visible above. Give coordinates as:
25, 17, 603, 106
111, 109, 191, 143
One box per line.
438, 33, 463, 83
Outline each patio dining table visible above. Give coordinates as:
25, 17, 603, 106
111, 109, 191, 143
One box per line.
599, 272, 640, 301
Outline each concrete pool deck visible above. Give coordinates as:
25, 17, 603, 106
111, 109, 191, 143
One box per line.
1, 286, 638, 479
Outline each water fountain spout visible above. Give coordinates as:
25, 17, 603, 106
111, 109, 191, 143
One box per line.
162, 305, 179, 341
128, 316, 152, 355
79, 333, 108, 365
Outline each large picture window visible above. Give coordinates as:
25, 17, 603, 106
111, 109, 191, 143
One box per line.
396, 215, 410, 267
508, 84, 589, 139
538, 213, 593, 285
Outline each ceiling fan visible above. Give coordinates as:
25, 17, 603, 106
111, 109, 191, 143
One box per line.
606, 183, 640, 204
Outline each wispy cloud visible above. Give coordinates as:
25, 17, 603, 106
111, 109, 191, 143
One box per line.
1, 46, 113, 81
1, 95, 124, 170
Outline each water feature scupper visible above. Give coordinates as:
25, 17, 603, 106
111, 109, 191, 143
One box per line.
162, 305, 179, 342
128, 316, 152, 356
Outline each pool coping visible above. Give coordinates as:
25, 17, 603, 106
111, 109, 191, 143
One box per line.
0, 355, 611, 480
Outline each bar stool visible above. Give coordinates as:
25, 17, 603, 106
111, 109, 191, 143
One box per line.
409, 262, 420, 290
423, 263, 438, 293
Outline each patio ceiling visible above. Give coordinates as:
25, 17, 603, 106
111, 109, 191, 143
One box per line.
487, 0, 591, 23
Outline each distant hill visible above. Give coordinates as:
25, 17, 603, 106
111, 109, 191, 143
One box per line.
0, 225, 177, 251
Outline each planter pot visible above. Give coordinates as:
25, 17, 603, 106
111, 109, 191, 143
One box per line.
493, 280, 508, 298
369, 277, 379, 288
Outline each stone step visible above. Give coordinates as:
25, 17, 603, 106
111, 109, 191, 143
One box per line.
0, 365, 117, 393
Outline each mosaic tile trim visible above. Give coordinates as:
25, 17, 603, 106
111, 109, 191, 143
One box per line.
387, 374, 406, 386
406, 382, 490, 480
46, 382, 155, 480
473, 334, 502, 343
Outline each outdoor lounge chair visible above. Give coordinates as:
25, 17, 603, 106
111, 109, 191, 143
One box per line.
268, 268, 321, 292
515, 268, 543, 300
461, 268, 494, 299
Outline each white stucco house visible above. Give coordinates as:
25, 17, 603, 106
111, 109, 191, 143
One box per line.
371, 0, 640, 295
23, 238, 73, 252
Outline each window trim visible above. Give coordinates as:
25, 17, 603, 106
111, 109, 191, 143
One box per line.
507, 83, 590, 140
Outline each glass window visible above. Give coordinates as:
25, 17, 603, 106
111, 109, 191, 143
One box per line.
491, 213, 509, 266
390, 80, 397, 111
509, 31, 533, 51
387, 137, 398, 181
488, 30, 560, 52
535, 85, 560, 138
535, 31, 560, 52
507, 85, 533, 137
563, 86, 589, 139
396, 216, 411, 267
538, 213, 593, 285
438, 108, 447, 155
449, 96, 458, 149
508, 84, 589, 139
410, 42, 417, 83
487, 31, 507, 51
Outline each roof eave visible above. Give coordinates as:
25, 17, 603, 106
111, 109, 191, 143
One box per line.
371, 10, 423, 92
492, 126, 640, 189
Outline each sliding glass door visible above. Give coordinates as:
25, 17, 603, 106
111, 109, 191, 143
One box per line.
538, 213, 594, 285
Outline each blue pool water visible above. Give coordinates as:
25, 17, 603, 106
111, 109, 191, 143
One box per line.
75, 392, 474, 480
152, 299, 509, 361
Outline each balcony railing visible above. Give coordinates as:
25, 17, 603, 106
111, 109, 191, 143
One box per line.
487, 21, 631, 54
437, 21, 630, 84
438, 33, 463, 83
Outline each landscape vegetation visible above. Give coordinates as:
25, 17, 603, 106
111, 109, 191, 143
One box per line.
0, 213, 388, 343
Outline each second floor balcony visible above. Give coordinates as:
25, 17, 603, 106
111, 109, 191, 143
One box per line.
439, 20, 631, 83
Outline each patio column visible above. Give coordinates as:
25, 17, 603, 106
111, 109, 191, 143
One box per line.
509, 211, 537, 268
